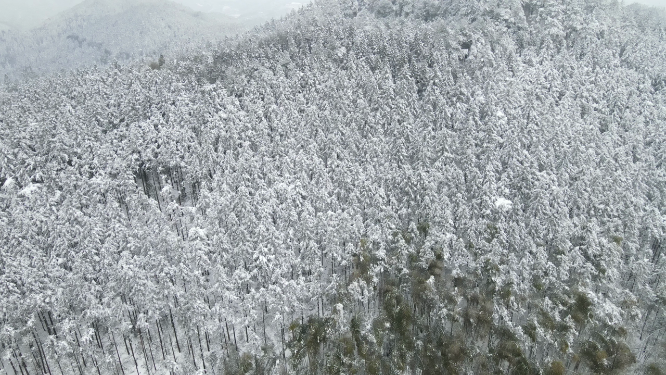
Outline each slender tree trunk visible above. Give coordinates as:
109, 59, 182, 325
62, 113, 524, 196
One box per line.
263, 303, 267, 346
281, 321, 285, 360
219, 319, 228, 356
224, 319, 231, 348
29, 349, 42, 375
169, 308, 181, 353
167, 329, 177, 362
8, 357, 19, 375
91, 356, 102, 375
51, 345, 64, 375
153, 171, 163, 212
31, 330, 51, 375
93, 322, 104, 352
111, 332, 126, 375
187, 336, 197, 370
37, 312, 47, 334
138, 333, 150, 375
72, 351, 84, 375
47, 312, 57, 336
640, 307, 653, 340
156, 321, 166, 360
128, 339, 140, 375
123, 336, 131, 356
232, 325, 238, 350
73, 331, 86, 368
13, 347, 30, 375
145, 329, 157, 372
139, 167, 148, 196
196, 326, 206, 372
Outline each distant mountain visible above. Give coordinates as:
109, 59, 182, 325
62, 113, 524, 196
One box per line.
0, 0, 242, 80
183, 0, 312, 26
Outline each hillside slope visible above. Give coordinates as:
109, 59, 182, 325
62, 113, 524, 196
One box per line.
0, 0, 241, 80
1, 0, 665, 374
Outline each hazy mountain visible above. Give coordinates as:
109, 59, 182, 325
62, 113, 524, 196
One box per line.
0, 0, 242, 80
148, 0, 312, 25
0, 0, 83, 31
210, 0, 311, 25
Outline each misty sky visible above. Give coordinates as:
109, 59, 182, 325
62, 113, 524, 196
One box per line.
0, 0, 664, 31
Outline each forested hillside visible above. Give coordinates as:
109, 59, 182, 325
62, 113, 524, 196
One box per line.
1, 0, 665, 374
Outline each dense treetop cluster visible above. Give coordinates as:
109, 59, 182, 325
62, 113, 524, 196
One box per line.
1, 0, 665, 374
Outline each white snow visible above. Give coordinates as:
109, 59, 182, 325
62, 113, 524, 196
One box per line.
494, 197, 513, 210
2, 177, 15, 190
19, 183, 40, 196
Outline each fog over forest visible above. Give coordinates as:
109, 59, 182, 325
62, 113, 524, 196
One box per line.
1, 0, 663, 31
0, 0, 313, 30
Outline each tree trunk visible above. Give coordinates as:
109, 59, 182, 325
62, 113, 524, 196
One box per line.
187, 336, 197, 370
91, 356, 102, 375
138, 333, 151, 375
31, 330, 52, 375
156, 321, 166, 360
111, 332, 126, 375
13, 347, 30, 375
128, 339, 140, 375
145, 329, 157, 371
73, 330, 86, 368
169, 308, 181, 353
196, 326, 206, 372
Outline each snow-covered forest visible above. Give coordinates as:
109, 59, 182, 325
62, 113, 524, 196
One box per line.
1, 0, 666, 374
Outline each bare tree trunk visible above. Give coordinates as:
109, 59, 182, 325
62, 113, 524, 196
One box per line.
111, 332, 126, 375
169, 308, 181, 353
156, 321, 166, 360
93, 322, 104, 352
145, 329, 157, 371
224, 319, 231, 348
51, 346, 65, 375
31, 330, 52, 375
72, 351, 84, 375
8, 357, 19, 375
127, 338, 140, 375
91, 356, 102, 375
73, 330, 86, 368
28, 349, 42, 375
46, 312, 56, 336
167, 329, 177, 362
232, 325, 238, 350
13, 347, 30, 375
187, 336, 197, 370
196, 326, 206, 372
37, 312, 48, 334
138, 333, 151, 375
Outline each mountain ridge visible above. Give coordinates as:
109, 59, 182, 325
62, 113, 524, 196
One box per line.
0, 0, 242, 80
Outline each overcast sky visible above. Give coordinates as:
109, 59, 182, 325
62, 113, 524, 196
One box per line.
0, 0, 664, 31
